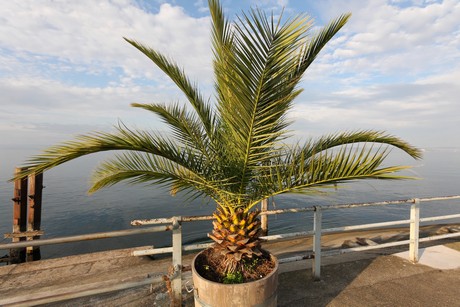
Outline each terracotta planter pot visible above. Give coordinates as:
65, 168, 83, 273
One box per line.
191, 252, 278, 307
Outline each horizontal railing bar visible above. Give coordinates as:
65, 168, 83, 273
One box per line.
319, 200, 414, 210
261, 231, 314, 241
131, 223, 460, 258
420, 195, 460, 202
420, 213, 460, 222
132, 242, 217, 257
262, 195, 458, 216
0, 225, 173, 250
251, 195, 460, 216
130, 195, 460, 226
0, 270, 175, 306
277, 232, 460, 265
133, 247, 173, 256
132, 207, 322, 226
130, 208, 318, 226
131, 217, 173, 225
323, 239, 412, 256
316, 195, 459, 211
182, 215, 215, 222
261, 207, 316, 216
133, 242, 216, 256
419, 232, 460, 242
184, 242, 213, 251
322, 219, 411, 233
132, 231, 318, 257
321, 232, 460, 258
279, 253, 313, 264
131, 215, 215, 226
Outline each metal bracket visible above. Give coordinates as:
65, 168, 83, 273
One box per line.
185, 280, 194, 293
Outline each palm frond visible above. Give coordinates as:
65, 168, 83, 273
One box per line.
214, 8, 315, 195
90, 151, 240, 204
295, 13, 351, 77
248, 131, 421, 205
209, 0, 236, 107
13, 123, 194, 181
131, 102, 214, 159
298, 130, 423, 160
124, 38, 216, 138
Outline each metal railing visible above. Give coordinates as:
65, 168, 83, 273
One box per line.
0, 222, 184, 306
130, 195, 460, 282
1, 195, 459, 306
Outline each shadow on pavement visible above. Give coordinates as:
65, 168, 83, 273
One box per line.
277, 258, 373, 306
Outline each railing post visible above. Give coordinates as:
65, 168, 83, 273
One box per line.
312, 206, 322, 281
409, 199, 420, 263
171, 216, 182, 306
261, 198, 268, 236
11, 167, 28, 263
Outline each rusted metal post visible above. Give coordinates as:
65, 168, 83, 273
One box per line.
312, 206, 322, 281
260, 198, 268, 236
27, 172, 43, 261
171, 216, 182, 306
409, 199, 420, 263
11, 168, 28, 263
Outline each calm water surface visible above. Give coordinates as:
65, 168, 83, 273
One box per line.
0, 148, 459, 259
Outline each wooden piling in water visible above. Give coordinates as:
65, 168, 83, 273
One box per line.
8, 168, 44, 263
11, 168, 28, 263
27, 172, 43, 261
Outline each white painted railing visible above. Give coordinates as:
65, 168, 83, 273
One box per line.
309, 197, 460, 279
131, 195, 460, 282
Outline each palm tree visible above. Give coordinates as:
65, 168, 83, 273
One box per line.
15, 0, 421, 281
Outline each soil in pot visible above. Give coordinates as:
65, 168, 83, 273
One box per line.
194, 248, 276, 283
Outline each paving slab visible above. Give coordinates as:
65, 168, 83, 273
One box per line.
394, 245, 460, 270
278, 253, 460, 307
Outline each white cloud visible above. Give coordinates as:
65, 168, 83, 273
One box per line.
312, 0, 460, 78
194, 0, 209, 13
0, 1, 213, 83
0, 0, 215, 147
0, 75, 182, 147
290, 69, 459, 147
0, 0, 459, 150
283, 0, 460, 147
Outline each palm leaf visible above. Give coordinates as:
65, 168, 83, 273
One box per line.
131, 102, 214, 159
14, 123, 195, 181
295, 13, 351, 76
90, 151, 234, 203
124, 38, 216, 138
215, 9, 315, 196
248, 132, 421, 209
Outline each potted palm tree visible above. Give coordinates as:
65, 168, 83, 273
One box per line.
14, 0, 421, 306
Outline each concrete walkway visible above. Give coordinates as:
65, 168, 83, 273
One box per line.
0, 228, 458, 306
278, 243, 460, 307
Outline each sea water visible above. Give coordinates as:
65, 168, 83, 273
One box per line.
0, 147, 459, 259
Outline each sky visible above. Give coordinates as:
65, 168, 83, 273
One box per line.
1, 0, 459, 153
